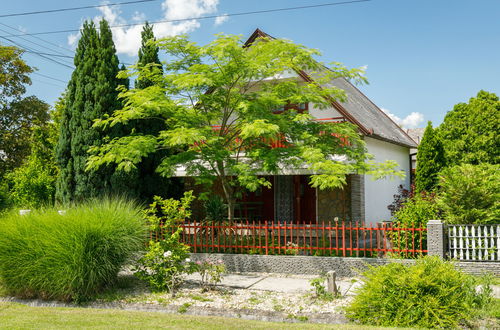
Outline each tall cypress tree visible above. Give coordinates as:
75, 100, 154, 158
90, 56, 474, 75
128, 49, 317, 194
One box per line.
56, 19, 132, 203
136, 22, 162, 89
415, 121, 445, 192
133, 22, 181, 201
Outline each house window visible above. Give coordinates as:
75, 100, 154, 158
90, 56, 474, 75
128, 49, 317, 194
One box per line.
272, 102, 308, 114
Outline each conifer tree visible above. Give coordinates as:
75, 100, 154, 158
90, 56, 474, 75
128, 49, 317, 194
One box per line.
136, 22, 162, 89
132, 22, 180, 201
56, 20, 132, 203
415, 121, 445, 192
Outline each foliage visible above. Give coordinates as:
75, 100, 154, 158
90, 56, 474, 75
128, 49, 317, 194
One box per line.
203, 195, 227, 222
55, 19, 135, 204
195, 258, 226, 291
0, 181, 11, 212
87, 33, 403, 219
387, 184, 414, 216
131, 22, 180, 203
437, 163, 499, 224
390, 193, 438, 257
309, 275, 336, 301
5, 124, 58, 208
415, 121, 445, 192
0, 198, 145, 302
439, 90, 500, 166
345, 256, 492, 328
135, 192, 197, 293
135, 21, 162, 90
0, 44, 32, 105
0, 95, 50, 177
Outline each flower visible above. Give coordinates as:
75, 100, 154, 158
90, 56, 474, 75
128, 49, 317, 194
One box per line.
218, 259, 223, 264
196, 260, 202, 265
185, 258, 191, 263
163, 251, 172, 258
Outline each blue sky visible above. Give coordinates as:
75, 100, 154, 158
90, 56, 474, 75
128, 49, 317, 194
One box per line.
2, 0, 499, 128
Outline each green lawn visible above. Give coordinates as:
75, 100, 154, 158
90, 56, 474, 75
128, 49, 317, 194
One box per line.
0, 302, 399, 330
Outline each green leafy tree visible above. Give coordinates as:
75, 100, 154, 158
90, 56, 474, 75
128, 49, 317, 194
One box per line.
0, 41, 50, 178
56, 20, 133, 204
0, 44, 32, 106
88, 34, 403, 219
437, 164, 499, 224
0, 95, 50, 177
6, 121, 59, 209
439, 90, 500, 166
415, 121, 445, 192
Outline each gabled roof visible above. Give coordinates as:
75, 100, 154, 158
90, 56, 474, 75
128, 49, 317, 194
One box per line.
244, 28, 417, 148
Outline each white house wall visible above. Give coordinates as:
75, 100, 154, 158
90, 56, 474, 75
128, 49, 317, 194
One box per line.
364, 137, 410, 224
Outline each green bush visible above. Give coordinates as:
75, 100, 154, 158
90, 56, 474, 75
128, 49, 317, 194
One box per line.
438, 163, 499, 224
0, 198, 145, 302
135, 192, 197, 293
390, 193, 438, 257
346, 256, 492, 328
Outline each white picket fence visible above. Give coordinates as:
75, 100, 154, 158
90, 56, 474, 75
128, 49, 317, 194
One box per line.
448, 224, 500, 261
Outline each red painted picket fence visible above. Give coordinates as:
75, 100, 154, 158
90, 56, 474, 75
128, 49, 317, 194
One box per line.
152, 220, 428, 258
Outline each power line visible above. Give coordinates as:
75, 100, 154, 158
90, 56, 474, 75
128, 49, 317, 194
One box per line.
0, 22, 75, 55
0, 35, 74, 69
0, 27, 75, 67
1, 0, 372, 38
0, 0, 159, 18
32, 72, 68, 84
31, 78, 66, 89
22, 50, 73, 59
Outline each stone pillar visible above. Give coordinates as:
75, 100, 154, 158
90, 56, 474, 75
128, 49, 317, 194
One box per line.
350, 174, 365, 223
427, 220, 446, 258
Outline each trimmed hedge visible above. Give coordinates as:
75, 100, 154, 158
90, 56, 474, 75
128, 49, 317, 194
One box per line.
0, 198, 145, 302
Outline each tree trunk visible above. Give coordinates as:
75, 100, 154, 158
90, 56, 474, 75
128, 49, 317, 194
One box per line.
226, 197, 236, 221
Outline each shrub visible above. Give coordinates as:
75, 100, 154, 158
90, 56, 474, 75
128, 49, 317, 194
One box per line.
134, 192, 197, 293
5, 154, 56, 209
390, 193, 438, 257
196, 258, 226, 291
346, 256, 492, 328
438, 163, 499, 224
0, 198, 145, 302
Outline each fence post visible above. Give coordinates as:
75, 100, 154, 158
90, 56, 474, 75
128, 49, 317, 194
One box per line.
427, 220, 446, 258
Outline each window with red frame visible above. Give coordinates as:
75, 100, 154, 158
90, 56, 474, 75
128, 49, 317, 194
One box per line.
272, 102, 308, 114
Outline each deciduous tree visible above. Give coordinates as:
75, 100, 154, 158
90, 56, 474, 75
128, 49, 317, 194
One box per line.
88, 34, 403, 219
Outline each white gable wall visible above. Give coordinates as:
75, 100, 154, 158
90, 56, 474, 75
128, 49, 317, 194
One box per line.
364, 137, 410, 224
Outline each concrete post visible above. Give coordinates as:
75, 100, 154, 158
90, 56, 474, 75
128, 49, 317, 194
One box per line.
326, 270, 338, 296
427, 220, 446, 258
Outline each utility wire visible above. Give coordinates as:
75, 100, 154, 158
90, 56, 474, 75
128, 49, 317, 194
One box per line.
0, 0, 159, 18
0, 22, 75, 55
0, 27, 74, 66
0, 35, 74, 69
1, 0, 372, 37
32, 72, 68, 84
31, 77, 66, 89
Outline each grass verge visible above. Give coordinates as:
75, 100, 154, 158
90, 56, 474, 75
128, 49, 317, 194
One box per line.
0, 302, 409, 329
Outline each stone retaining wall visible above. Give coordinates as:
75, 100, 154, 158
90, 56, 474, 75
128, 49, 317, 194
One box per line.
190, 253, 500, 277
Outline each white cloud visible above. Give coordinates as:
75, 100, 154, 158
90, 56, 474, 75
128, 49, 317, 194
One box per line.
214, 14, 229, 26
381, 108, 424, 129
68, 0, 220, 56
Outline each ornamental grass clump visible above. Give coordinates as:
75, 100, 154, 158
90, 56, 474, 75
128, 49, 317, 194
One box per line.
0, 198, 145, 303
346, 256, 492, 328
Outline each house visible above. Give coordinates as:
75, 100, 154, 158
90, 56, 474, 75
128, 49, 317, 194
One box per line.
406, 127, 425, 182
178, 29, 417, 225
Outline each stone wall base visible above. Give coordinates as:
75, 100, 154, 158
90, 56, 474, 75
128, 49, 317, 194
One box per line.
190, 253, 500, 277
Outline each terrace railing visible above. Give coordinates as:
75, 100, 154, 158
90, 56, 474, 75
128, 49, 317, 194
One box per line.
448, 224, 500, 261
153, 220, 427, 258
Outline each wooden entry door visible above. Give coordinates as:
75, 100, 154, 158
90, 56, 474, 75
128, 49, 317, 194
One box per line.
294, 175, 316, 223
